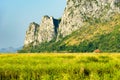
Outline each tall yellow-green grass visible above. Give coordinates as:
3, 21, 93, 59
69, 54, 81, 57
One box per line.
0, 53, 120, 80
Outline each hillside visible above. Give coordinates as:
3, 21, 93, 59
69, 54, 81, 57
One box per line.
19, 14, 120, 53
19, 0, 120, 53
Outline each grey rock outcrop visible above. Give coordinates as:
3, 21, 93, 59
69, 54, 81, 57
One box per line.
58, 0, 120, 38
24, 22, 39, 46
24, 16, 59, 46
37, 16, 59, 43
24, 0, 120, 46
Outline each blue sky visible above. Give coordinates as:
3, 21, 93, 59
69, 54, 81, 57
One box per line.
0, 0, 66, 48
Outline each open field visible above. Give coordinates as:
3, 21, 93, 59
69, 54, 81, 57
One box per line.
0, 53, 120, 80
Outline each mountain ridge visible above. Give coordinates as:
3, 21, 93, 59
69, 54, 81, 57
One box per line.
0, 47, 22, 53
19, 0, 120, 53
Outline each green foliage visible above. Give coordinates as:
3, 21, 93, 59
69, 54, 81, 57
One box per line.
58, 18, 61, 23
115, 2, 120, 7
19, 14, 120, 53
0, 54, 120, 80
19, 24, 120, 53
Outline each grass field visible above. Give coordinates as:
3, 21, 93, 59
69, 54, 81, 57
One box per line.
0, 53, 120, 80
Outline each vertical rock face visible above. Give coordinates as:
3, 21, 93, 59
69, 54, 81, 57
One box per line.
24, 16, 59, 46
24, 22, 39, 46
37, 16, 59, 43
24, 0, 120, 47
58, 0, 120, 38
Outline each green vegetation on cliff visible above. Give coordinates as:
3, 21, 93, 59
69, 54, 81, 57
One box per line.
19, 14, 120, 53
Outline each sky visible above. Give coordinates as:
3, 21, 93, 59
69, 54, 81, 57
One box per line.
0, 0, 66, 49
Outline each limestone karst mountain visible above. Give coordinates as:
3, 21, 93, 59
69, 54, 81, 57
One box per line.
19, 0, 120, 53
58, 0, 120, 38
24, 16, 60, 47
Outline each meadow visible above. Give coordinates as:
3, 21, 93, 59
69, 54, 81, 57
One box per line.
0, 53, 120, 80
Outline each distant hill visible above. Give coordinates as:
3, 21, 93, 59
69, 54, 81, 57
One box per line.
0, 47, 22, 53
19, 0, 120, 53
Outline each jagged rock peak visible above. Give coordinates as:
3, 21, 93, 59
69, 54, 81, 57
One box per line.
37, 15, 59, 44
58, 0, 120, 38
24, 15, 60, 46
24, 22, 39, 46
24, 0, 120, 47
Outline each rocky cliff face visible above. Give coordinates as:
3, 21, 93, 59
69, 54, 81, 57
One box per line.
37, 16, 59, 44
24, 16, 59, 46
24, 0, 120, 47
24, 22, 39, 46
58, 0, 120, 38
